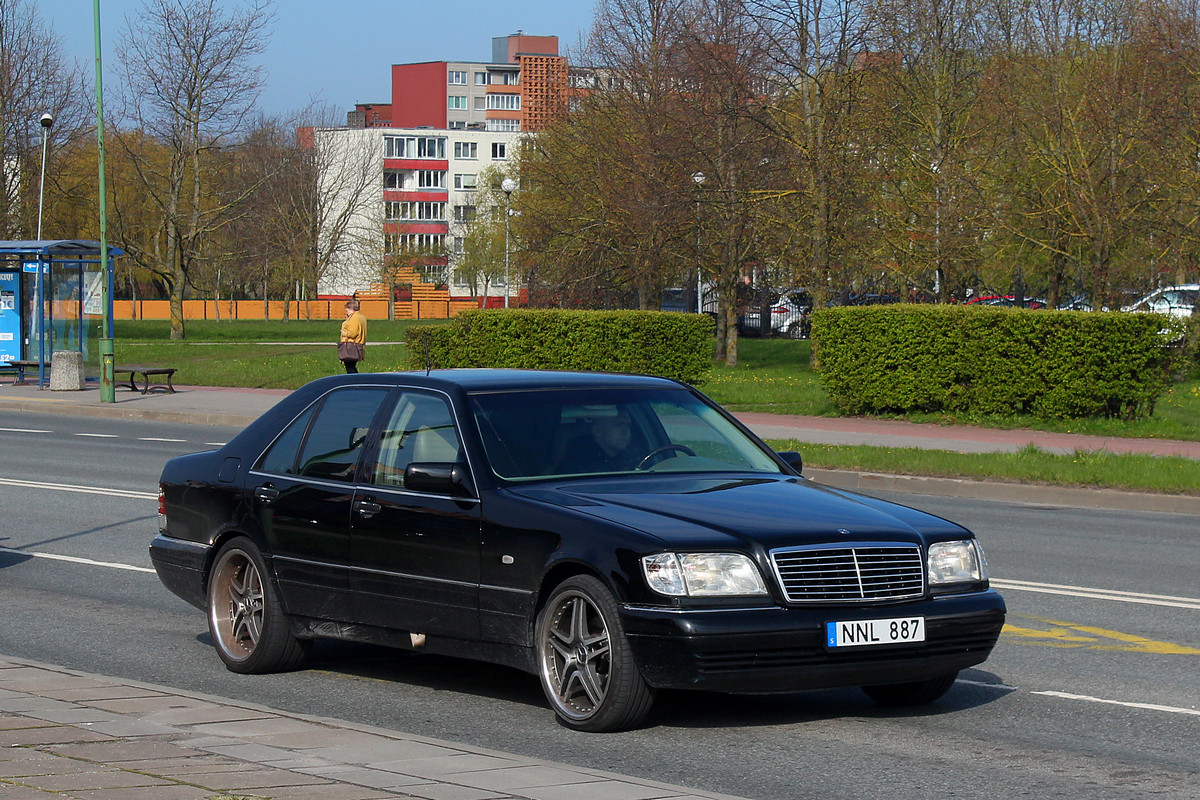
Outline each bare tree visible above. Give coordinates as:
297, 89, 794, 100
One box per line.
747, 0, 875, 301
110, 0, 273, 339
517, 0, 698, 310
0, 0, 89, 238
310, 124, 386, 301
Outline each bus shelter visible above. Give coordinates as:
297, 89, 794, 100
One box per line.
0, 240, 120, 388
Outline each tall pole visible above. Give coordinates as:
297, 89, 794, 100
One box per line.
501, 178, 516, 309
94, 0, 114, 402
37, 114, 53, 240
36, 115, 54, 388
692, 172, 705, 313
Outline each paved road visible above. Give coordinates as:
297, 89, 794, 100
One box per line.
1, 413, 1197, 799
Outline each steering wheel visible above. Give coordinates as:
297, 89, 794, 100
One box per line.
636, 444, 697, 470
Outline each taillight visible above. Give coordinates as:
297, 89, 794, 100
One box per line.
158, 488, 167, 532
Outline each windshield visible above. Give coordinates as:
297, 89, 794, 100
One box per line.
470, 387, 783, 481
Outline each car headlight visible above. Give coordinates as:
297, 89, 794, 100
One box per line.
927, 540, 987, 585
642, 553, 769, 597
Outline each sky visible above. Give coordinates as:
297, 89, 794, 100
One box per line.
49, 0, 597, 116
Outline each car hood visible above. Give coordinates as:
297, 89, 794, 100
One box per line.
508, 474, 968, 550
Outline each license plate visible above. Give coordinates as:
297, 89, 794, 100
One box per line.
826, 617, 925, 648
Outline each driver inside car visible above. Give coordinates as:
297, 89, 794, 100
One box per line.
560, 410, 641, 473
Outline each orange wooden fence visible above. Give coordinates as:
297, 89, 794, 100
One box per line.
114, 299, 480, 321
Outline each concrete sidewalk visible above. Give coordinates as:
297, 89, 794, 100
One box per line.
0, 656, 744, 800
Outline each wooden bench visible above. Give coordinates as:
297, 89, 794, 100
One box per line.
119, 365, 178, 394
2, 360, 43, 385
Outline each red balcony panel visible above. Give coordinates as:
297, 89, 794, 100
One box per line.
383, 190, 449, 202
383, 223, 450, 235
384, 159, 449, 171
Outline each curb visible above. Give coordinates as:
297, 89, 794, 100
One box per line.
0, 398, 258, 428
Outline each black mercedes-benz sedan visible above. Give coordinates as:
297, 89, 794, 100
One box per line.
150, 369, 1005, 732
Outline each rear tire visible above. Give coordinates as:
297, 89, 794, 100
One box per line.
861, 673, 958, 706
536, 575, 655, 732
207, 537, 309, 674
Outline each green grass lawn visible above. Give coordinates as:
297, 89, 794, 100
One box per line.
113, 319, 438, 388
766, 441, 1200, 496
115, 318, 435, 343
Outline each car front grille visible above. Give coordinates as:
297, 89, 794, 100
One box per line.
770, 544, 925, 603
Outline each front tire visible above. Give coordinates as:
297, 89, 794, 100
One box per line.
207, 537, 309, 674
536, 575, 655, 732
861, 673, 958, 706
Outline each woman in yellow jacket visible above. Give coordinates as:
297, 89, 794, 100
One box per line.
338, 299, 367, 373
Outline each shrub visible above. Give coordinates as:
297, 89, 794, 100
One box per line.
811, 305, 1177, 419
404, 309, 715, 385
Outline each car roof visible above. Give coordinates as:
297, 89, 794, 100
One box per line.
318, 369, 685, 394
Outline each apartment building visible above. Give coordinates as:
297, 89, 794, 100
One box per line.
318, 33, 573, 302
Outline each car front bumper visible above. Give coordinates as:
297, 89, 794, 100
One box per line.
620, 590, 1006, 692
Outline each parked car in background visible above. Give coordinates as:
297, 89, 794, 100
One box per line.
964, 295, 1047, 309
1056, 295, 1093, 311
738, 287, 813, 339
844, 292, 901, 306
1121, 284, 1198, 318
151, 370, 1005, 732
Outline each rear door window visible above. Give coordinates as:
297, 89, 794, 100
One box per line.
258, 388, 390, 481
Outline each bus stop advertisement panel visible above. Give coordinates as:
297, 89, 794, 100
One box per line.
0, 271, 19, 364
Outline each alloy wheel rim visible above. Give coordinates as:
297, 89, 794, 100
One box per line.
542, 591, 612, 719
212, 551, 264, 660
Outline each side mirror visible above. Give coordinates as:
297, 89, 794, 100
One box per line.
404, 462, 474, 497
777, 451, 803, 475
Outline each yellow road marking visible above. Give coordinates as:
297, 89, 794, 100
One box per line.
1001, 616, 1200, 654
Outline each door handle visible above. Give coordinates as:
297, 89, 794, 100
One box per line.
355, 498, 382, 519
254, 484, 279, 504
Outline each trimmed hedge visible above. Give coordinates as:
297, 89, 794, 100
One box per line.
811, 305, 1179, 419
404, 309, 715, 385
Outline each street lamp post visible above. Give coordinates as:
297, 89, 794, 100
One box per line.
691, 171, 705, 313
95, 0, 115, 402
501, 178, 516, 308
37, 113, 53, 240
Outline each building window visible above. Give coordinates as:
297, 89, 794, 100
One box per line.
448, 70, 467, 85
448, 120, 466, 129
385, 135, 446, 159
384, 170, 403, 189
486, 119, 521, 132
454, 141, 477, 159
454, 205, 476, 223
473, 96, 487, 111
386, 201, 446, 222
418, 170, 446, 189
487, 93, 521, 111
491, 72, 519, 86
454, 174, 478, 190
475, 72, 488, 85
449, 96, 467, 110
386, 233, 447, 254
491, 142, 507, 160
